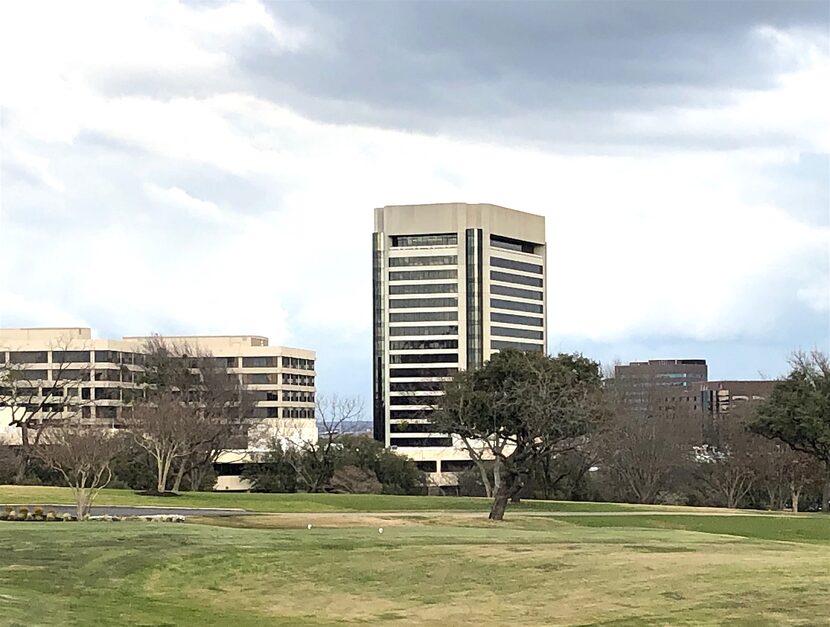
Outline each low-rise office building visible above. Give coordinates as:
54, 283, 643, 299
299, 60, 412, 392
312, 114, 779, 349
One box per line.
0, 327, 317, 489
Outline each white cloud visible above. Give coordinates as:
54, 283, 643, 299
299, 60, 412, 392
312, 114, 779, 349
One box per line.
0, 2, 827, 388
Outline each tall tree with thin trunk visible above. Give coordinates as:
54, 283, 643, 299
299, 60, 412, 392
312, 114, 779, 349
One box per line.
750, 350, 830, 512
433, 350, 607, 520
35, 421, 123, 519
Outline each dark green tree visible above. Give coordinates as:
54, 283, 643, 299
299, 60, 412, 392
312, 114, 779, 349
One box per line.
750, 351, 830, 512
433, 350, 607, 520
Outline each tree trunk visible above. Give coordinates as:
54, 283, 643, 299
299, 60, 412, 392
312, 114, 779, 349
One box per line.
172, 460, 187, 493
791, 488, 800, 514
489, 473, 520, 521
14, 424, 30, 483
823, 473, 830, 514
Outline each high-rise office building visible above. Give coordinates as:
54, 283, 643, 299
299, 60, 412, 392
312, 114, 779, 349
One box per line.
610, 359, 709, 414
372, 203, 547, 483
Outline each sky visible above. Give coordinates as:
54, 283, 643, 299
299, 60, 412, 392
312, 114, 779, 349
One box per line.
0, 0, 828, 403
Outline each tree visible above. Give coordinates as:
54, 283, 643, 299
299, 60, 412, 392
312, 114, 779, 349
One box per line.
127, 337, 253, 494
242, 439, 300, 493
281, 395, 363, 493
750, 350, 830, 512
433, 350, 607, 520
694, 415, 759, 509
0, 338, 91, 482
35, 421, 123, 519
754, 440, 822, 512
603, 387, 696, 504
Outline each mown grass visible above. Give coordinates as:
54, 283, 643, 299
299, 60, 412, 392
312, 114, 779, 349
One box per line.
0, 484, 646, 513
1, 512, 829, 625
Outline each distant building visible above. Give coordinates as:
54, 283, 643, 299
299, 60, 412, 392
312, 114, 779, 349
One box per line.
0, 327, 317, 490
372, 202, 547, 487
611, 359, 708, 414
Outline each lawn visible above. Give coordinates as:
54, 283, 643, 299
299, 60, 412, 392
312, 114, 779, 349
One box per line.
0, 484, 649, 513
1, 504, 829, 625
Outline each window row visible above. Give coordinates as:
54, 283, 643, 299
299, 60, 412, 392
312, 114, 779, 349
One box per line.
389, 367, 457, 378
389, 394, 440, 406
389, 339, 458, 351
490, 312, 544, 327
282, 357, 315, 370
389, 381, 446, 392
389, 353, 458, 365
389, 325, 458, 337
389, 269, 458, 282
490, 298, 543, 314
491, 339, 545, 352
283, 390, 315, 403
389, 311, 457, 323
491, 326, 544, 340
284, 407, 315, 419
388, 297, 458, 309
389, 408, 434, 419
0, 350, 146, 365
490, 256, 543, 275
391, 422, 436, 433
490, 235, 538, 254
282, 374, 315, 387
389, 283, 457, 295
491, 284, 543, 301
490, 270, 543, 288
391, 233, 457, 247
388, 255, 457, 267
391, 437, 452, 448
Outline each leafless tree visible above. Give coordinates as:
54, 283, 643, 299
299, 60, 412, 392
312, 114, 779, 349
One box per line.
754, 439, 823, 512
126, 337, 253, 494
275, 394, 364, 492
0, 337, 91, 482
695, 412, 759, 509
35, 420, 123, 519
602, 389, 696, 504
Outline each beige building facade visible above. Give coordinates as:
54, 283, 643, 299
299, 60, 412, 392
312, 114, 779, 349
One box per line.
0, 328, 317, 489
372, 203, 547, 487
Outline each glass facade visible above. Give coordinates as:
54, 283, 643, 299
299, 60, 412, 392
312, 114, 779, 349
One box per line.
491, 326, 544, 340
391, 233, 457, 247
466, 228, 483, 369
389, 339, 458, 351
389, 255, 457, 267
491, 339, 545, 351
490, 256, 543, 274
490, 270, 543, 287
372, 232, 386, 442
491, 284, 544, 301
490, 234, 537, 254
389, 353, 458, 364
389, 325, 458, 337
389, 283, 457, 295
389, 269, 457, 281
388, 297, 458, 309
242, 356, 277, 368
491, 312, 544, 327
490, 298, 544, 313
389, 311, 457, 323
389, 367, 457, 378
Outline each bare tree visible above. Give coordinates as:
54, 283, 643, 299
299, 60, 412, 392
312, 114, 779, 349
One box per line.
603, 393, 696, 504
279, 394, 363, 493
126, 337, 253, 494
0, 337, 91, 482
695, 413, 759, 509
755, 439, 823, 512
35, 421, 123, 519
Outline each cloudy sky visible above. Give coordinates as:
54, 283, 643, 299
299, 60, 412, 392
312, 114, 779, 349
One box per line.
1, 0, 828, 400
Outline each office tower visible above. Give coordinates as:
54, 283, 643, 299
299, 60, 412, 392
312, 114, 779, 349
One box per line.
372, 203, 547, 482
611, 359, 708, 414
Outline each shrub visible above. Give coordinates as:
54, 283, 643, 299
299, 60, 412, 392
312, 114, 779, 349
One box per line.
33, 506, 44, 517
17, 507, 28, 517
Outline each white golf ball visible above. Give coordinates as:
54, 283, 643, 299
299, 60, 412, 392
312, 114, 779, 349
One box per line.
378, 527, 383, 534
307, 523, 312, 530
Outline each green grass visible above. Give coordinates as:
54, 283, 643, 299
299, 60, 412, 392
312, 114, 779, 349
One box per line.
1, 508, 830, 625
0, 484, 647, 513
551, 513, 830, 544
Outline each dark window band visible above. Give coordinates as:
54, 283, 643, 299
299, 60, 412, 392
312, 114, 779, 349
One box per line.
491, 339, 545, 352
490, 312, 544, 327
389, 298, 458, 309
490, 256, 543, 274
390, 311, 457, 323
491, 326, 544, 340
389, 325, 458, 337
490, 270, 543, 287
389, 339, 458, 351
389, 256, 457, 267
389, 269, 458, 281
491, 284, 543, 301
389, 283, 457, 295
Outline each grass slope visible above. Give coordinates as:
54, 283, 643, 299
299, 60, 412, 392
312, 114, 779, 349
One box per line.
0, 485, 643, 513
1, 513, 829, 625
